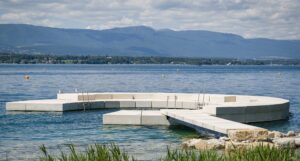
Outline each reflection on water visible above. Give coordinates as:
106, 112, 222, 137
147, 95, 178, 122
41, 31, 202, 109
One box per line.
0, 64, 300, 160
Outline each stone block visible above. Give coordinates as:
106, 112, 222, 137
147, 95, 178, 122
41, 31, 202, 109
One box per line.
90, 101, 105, 109
273, 138, 296, 148
112, 94, 134, 100
57, 93, 79, 101
245, 111, 289, 123
103, 110, 141, 125
224, 96, 236, 102
225, 141, 275, 151
95, 94, 112, 100
295, 138, 300, 147
25, 103, 63, 111
141, 111, 172, 125
227, 129, 268, 142
217, 114, 245, 123
152, 101, 167, 109
119, 101, 135, 108
135, 101, 152, 108
194, 139, 225, 150
105, 101, 120, 108
182, 101, 197, 109
202, 105, 217, 114
286, 131, 296, 137
6, 102, 26, 111
78, 95, 96, 101
167, 101, 176, 108
216, 106, 245, 115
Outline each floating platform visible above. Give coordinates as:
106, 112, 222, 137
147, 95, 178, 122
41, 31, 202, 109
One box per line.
103, 110, 177, 125
6, 92, 289, 136
161, 109, 263, 134
103, 109, 264, 135
6, 92, 289, 123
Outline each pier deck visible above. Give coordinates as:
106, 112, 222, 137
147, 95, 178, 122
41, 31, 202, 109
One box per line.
6, 92, 289, 123
160, 109, 263, 134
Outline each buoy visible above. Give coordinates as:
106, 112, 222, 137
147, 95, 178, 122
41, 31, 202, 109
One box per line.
24, 75, 30, 80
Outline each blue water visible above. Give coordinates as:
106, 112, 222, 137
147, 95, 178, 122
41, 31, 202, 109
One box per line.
0, 64, 299, 160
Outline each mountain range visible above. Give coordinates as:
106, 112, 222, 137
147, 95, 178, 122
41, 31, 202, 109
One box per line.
0, 24, 299, 58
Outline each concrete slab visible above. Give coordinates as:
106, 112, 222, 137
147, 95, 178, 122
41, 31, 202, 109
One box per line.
135, 101, 152, 108
152, 101, 167, 109
161, 109, 263, 135
141, 111, 174, 125
103, 110, 173, 125
105, 101, 121, 108
119, 101, 136, 108
6, 92, 290, 123
103, 110, 141, 125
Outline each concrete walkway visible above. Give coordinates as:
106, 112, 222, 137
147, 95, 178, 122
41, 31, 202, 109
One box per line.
160, 109, 264, 134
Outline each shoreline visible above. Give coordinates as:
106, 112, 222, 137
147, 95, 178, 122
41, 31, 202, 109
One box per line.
1, 53, 300, 66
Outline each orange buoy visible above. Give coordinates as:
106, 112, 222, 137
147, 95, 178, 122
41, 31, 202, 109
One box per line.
24, 75, 30, 80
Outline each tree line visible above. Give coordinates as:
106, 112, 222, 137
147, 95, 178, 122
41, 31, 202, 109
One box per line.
0, 53, 299, 65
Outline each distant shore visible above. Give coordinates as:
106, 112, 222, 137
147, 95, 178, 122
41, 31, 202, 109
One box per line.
1, 53, 300, 66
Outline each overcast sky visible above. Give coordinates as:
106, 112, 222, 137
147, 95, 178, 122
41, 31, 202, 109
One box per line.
0, 0, 299, 39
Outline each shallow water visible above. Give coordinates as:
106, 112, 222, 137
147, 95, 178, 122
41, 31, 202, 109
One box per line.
0, 64, 299, 160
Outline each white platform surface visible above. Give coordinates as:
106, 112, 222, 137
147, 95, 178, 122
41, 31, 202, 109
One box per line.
160, 109, 263, 134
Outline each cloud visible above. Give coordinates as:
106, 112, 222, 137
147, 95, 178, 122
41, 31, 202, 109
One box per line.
0, 0, 299, 39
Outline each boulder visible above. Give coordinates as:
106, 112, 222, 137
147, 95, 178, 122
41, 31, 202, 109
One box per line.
219, 136, 230, 141
273, 138, 296, 148
274, 131, 284, 138
182, 139, 202, 148
225, 141, 274, 151
227, 129, 268, 142
194, 139, 225, 150
268, 131, 275, 139
295, 138, 300, 147
268, 131, 284, 139
286, 131, 296, 137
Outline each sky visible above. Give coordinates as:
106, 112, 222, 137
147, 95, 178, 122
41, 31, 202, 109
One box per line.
0, 0, 299, 40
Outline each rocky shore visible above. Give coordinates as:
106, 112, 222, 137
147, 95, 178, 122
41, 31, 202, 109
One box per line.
183, 130, 300, 151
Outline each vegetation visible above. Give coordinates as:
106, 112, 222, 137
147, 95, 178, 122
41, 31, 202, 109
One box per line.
1, 53, 300, 65
39, 144, 135, 161
161, 145, 300, 161
39, 144, 300, 161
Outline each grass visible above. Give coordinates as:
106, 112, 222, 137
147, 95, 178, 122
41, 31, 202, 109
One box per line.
160, 145, 300, 161
39, 144, 135, 161
39, 144, 300, 161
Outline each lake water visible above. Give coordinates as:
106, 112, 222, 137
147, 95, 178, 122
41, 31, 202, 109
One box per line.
0, 64, 299, 160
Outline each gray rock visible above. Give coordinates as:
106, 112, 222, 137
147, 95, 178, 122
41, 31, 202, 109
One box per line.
225, 141, 275, 151
219, 136, 230, 141
182, 139, 202, 148
274, 131, 284, 138
286, 131, 296, 137
194, 139, 225, 150
268, 131, 275, 139
295, 138, 300, 147
273, 138, 296, 148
